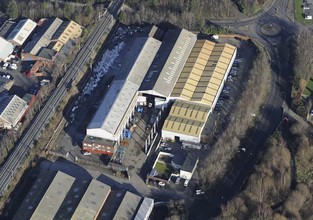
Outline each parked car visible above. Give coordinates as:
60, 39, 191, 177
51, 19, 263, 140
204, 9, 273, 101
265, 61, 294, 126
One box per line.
175, 177, 181, 185
184, 179, 189, 187
2, 62, 9, 69
81, 150, 91, 155
158, 182, 165, 187
195, 189, 205, 195
9, 63, 17, 70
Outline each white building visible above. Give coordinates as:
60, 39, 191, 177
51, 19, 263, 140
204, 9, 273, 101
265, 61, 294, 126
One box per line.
139, 29, 197, 106
86, 37, 161, 143
179, 153, 199, 180
0, 94, 28, 129
0, 37, 14, 61
7, 19, 37, 46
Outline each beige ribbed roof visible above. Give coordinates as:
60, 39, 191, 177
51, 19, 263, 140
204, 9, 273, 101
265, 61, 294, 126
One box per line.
171, 39, 236, 107
162, 100, 210, 137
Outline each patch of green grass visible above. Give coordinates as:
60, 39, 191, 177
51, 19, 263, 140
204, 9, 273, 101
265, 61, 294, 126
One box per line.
295, 0, 313, 25
154, 162, 173, 178
303, 78, 313, 96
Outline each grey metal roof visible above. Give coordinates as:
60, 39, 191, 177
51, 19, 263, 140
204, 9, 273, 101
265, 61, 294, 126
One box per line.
134, 197, 154, 220
181, 152, 199, 173
37, 47, 56, 59
30, 171, 75, 220
7, 19, 36, 45
112, 191, 142, 220
0, 94, 28, 128
53, 179, 90, 220
23, 17, 63, 55
139, 29, 197, 98
87, 37, 161, 140
71, 179, 111, 220
0, 36, 14, 60
13, 171, 57, 220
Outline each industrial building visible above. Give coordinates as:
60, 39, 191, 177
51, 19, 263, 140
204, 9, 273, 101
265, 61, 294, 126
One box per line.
23, 17, 63, 56
51, 20, 82, 52
84, 36, 161, 155
139, 29, 197, 105
162, 39, 237, 143
83, 28, 237, 156
0, 36, 14, 61
0, 93, 28, 129
7, 19, 37, 46
14, 170, 153, 220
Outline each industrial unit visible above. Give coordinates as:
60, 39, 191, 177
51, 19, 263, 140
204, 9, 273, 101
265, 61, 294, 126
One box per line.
0, 94, 28, 129
14, 170, 153, 220
0, 37, 14, 61
162, 39, 237, 143
83, 36, 161, 155
7, 19, 37, 46
83, 28, 237, 156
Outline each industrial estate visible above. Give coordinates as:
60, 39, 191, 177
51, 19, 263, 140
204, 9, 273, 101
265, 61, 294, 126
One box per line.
1, 0, 309, 218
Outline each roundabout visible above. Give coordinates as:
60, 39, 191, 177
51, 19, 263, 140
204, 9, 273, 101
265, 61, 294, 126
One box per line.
260, 22, 282, 36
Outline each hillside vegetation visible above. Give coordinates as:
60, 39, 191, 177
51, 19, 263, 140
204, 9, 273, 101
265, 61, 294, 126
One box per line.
121, 0, 267, 29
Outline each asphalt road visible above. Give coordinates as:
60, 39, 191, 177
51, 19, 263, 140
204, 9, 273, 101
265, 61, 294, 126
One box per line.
0, 0, 124, 196
190, 0, 301, 218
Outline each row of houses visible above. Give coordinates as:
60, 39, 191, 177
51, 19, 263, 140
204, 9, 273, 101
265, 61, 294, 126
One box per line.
82, 28, 237, 155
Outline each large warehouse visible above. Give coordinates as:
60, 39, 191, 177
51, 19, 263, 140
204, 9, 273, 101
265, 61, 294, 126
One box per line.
84, 36, 161, 154
14, 170, 153, 220
139, 29, 197, 106
162, 39, 237, 143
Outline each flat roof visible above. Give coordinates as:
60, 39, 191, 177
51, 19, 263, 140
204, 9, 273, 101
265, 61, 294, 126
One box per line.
162, 100, 210, 137
30, 171, 75, 220
112, 191, 142, 220
171, 39, 236, 106
87, 37, 161, 140
13, 171, 57, 220
139, 29, 197, 98
71, 179, 111, 220
181, 152, 199, 172
7, 19, 36, 45
0, 94, 28, 127
23, 17, 63, 55
0, 36, 14, 60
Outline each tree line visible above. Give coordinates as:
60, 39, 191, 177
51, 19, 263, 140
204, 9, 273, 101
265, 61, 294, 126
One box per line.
120, 0, 267, 30
219, 121, 313, 219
